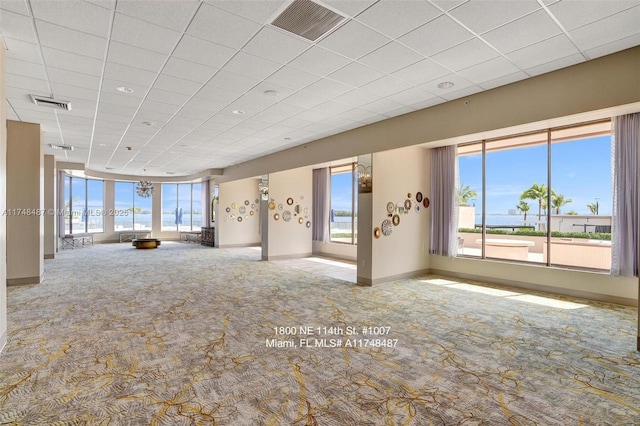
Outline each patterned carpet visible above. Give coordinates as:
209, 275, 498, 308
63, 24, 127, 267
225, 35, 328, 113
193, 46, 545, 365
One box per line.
1, 242, 639, 425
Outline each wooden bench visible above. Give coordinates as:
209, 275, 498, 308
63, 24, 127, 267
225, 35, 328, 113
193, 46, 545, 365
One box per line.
476, 238, 535, 260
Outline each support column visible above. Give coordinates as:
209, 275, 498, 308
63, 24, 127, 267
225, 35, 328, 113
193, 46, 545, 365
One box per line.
356, 154, 373, 286
7, 120, 44, 285
43, 155, 56, 259
0, 35, 8, 352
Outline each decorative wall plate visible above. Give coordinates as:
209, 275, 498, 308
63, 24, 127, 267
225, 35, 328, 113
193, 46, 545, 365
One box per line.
274, 213, 280, 220
278, 203, 284, 210
416, 192, 423, 202
423, 197, 430, 208
251, 203, 256, 209
386, 202, 395, 214
396, 202, 404, 214
250, 211, 254, 216
404, 199, 412, 210
244, 200, 250, 206
392, 214, 400, 226
231, 202, 238, 209
381, 219, 393, 236
304, 207, 309, 214
255, 198, 260, 204
237, 216, 243, 222
283, 210, 292, 222
298, 217, 304, 224
415, 204, 420, 213
239, 206, 246, 214
268, 202, 276, 210
294, 205, 301, 214
225, 207, 231, 213
287, 197, 294, 205
306, 221, 311, 228
407, 192, 412, 198
373, 227, 381, 239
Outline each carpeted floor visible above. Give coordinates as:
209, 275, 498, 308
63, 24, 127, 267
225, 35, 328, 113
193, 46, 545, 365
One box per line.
1, 242, 639, 425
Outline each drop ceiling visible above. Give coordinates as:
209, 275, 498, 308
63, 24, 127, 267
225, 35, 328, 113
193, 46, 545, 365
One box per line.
2, 0, 639, 178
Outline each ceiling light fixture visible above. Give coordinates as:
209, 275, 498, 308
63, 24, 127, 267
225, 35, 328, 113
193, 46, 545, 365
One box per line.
232, 109, 245, 115
437, 81, 455, 89
263, 90, 279, 97
142, 121, 154, 127
136, 170, 154, 198
48, 143, 74, 151
116, 86, 134, 94
105, 167, 116, 170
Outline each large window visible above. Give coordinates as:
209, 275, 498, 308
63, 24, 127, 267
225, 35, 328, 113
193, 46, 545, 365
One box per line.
161, 183, 202, 231
114, 182, 152, 231
63, 176, 104, 234
330, 163, 357, 244
457, 121, 612, 271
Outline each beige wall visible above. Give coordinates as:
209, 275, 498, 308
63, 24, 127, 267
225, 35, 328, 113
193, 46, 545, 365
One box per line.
1, 37, 7, 351
43, 155, 56, 259
218, 178, 261, 248
6, 120, 44, 285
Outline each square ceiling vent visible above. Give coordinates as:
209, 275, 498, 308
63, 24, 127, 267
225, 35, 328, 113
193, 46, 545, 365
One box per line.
271, 0, 347, 41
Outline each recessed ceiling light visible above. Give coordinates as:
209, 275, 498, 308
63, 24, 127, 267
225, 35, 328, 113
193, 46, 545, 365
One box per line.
263, 90, 279, 97
105, 167, 116, 170
232, 109, 245, 115
437, 81, 455, 89
284, 137, 291, 140
99, 143, 107, 147
116, 86, 134, 93
164, 171, 175, 175
142, 121, 154, 127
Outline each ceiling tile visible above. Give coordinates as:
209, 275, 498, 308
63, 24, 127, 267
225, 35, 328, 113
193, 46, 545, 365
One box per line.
327, 61, 384, 88
418, 73, 475, 95
361, 75, 414, 98
313, 100, 353, 116
301, 79, 353, 99
584, 33, 640, 60
104, 62, 157, 87
206, 70, 260, 94
154, 74, 203, 96
359, 42, 424, 74
0, 0, 30, 15
172, 35, 237, 69
569, 6, 640, 52
399, 15, 474, 57
36, 21, 107, 59
187, 3, 261, 49
386, 87, 437, 106
360, 98, 406, 116
221, 52, 282, 80
288, 46, 351, 76
265, 65, 320, 91
478, 71, 530, 90
391, 58, 449, 85
146, 87, 191, 106
205, 0, 288, 23
548, 0, 638, 31
241, 26, 311, 64
6, 58, 47, 80
449, 0, 541, 34
506, 34, 580, 70
163, 57, 218, 84
428, 0, 467, 12
30, 0, 112, 37
111, 13, 182, 55
318, 20, 390, 60
322, 0, 377, 18
50, 81, 99, 102
107, 41, 167, 72
1, 9, 37, 43
282, 91, 327, 109
196, 85, 243, 105
431, 38, 499, 71
458, 56, 521, 84
115, 0, 199, 31
356, 1, 442, 38
4, 37, 43, 64
333, 88, 380, 107
524, 53, 585, 77
47, 67, 101, 90
482, 9, 563, 54
438, 84, 484, 101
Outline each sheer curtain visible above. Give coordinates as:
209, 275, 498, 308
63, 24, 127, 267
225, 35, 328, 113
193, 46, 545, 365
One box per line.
611, 113, 640, 277
312, 168, 330, 242
429, 145, 458, 257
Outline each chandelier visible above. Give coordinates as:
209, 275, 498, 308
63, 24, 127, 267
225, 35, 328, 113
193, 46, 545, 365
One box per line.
136, 180, 154, 198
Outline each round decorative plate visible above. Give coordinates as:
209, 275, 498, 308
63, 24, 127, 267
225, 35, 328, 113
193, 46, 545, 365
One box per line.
283, 210, 292, 222
268, 202, 276, 210
250, 211, 254, 216
373, 227, 381, 239
239, 206, 246, 214
225, 207, 231, 213
251, 203, 256, 209
404, 199, 412, 210
407, 192, 412, 198
278, 203, 283, 210
415, 204, 420, 213
244, 200, 250, 206
294, 205, 301, 214
386, 202, 395, 214
287, 197, 294, 205
381, 219, 393, 236
423, 197, 430, 208
273, 213, 280, 220
255, 198, 260, 204
231, 202, 237, 209
298, 217, 304, 224
396, 202, 404, 214
392, 214, 400, 226
306, 221, 311, 228
416, 192, 423, 202
237, 216, 243, 222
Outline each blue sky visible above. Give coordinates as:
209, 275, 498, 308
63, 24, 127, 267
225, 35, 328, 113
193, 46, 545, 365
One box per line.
459, 135, 612, 215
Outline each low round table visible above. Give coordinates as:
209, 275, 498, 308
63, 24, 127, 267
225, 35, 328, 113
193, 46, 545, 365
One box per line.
132, 238, 161, 249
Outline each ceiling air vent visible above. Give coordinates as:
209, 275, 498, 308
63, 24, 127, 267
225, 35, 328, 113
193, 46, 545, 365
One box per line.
271, 0, 346, 41
49, 144, 74, 151
30, 95, 72, 111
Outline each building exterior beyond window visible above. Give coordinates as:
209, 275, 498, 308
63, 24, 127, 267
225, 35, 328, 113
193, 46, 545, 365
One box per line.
64, 176, 104, 234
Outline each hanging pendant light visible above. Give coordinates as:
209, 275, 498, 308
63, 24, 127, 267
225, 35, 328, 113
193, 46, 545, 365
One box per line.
136, 169, 154, 198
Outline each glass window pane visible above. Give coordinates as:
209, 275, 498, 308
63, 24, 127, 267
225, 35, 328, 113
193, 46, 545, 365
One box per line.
330, 165, 354, 244
134, 189, 152, 231
162, 183, 178, 231
549, 122, 611, 270
457, 143, 483, 257
86, 179, 104, 233
485, 132, 548, 263
114, 182, 134, 231
64, 176, 71, 235
178, 184, 191, 231
71, 177, 86, 234
192, 183, 202, 231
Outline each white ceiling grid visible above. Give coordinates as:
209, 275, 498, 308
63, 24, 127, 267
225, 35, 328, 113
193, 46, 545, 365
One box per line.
0, 0, 639, 177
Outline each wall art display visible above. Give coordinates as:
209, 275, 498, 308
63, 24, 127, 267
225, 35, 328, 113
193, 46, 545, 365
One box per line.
373, 227, 381, 238
244, 200, 250, 206
404, 199, 412, 210
381, 219, 393, 236
237, 217, 243, 222
239, 206, 246, 214
416, 192, 423, 202
392, 214, 400, 226
386, 202, 395, 214
306, 221, 311, 228
268, 202, 276, 210
274, 213, 280, 220
298, 217, 304, 224
231, 202, 237, 209
282, 210, 292, 222
407, 192, 412, 198
415, 205, 420, 213
287, 197, 294, 205
250, 211, 254, 216
225, 207, 231, 213
423, 197, 430, 208
294, 205, 301, 214
278, 203, 283, 210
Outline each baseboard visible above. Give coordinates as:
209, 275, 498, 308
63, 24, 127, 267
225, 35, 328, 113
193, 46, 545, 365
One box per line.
7, 275, 42, 286
263, 252, 313, 261
218, 243, 260, 249
0, 329, 6, 354
44, 254, 55, 259
357, 268, 430, 286
429, 268, 637, 307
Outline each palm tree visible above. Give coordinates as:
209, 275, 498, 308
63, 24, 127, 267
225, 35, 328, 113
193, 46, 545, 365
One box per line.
551, 193, 572, 215
520, 183, 548, 220
516, 201, 530, 221
458, 184, 477, 206
586, 203, 598, 215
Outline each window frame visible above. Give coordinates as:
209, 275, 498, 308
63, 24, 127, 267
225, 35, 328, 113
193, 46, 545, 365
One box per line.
64, 175, 104, 234
329, 162, 357, 245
